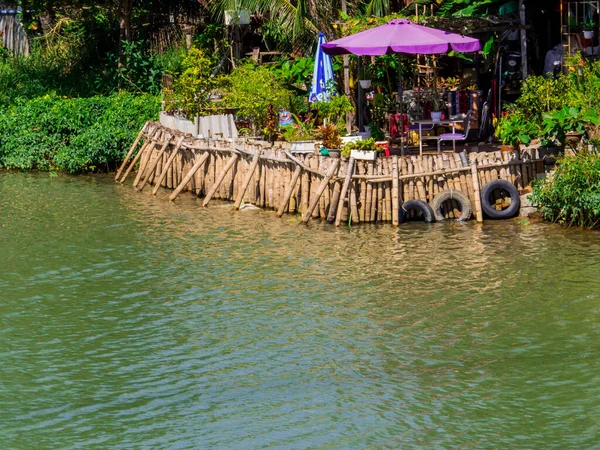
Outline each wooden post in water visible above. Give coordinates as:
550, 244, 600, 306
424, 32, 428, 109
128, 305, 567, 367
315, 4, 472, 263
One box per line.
138, 134, 176, 191
169, 151, 211, 201
277, 165, 302, 218
302, 159, 339, 223
470, 161, 484, 222
202, 154, 239, 207
234, 149, 262, 210
151, 137, 186, 195
335, 157, 355, 227
134, 134, 169, 189
391, 156, 400, 226
115, 122, 148, 181
120, 129, 161, 184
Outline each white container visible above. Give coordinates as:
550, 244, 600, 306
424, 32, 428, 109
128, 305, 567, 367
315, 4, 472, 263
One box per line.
431, 111, 443, 122
225, 10, 250, 25
350, 149, 377, 160
584, 30, 594, 39
359, 80, 372, 89
341, 135, 363, 144
290, 141, 316, 153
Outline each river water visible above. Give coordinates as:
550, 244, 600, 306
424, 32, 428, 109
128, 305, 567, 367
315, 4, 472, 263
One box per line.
1, 172, 599, 449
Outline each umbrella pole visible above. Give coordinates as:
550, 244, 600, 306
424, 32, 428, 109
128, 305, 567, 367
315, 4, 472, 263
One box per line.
357, 57, 363, 131
397, 61, 405, 156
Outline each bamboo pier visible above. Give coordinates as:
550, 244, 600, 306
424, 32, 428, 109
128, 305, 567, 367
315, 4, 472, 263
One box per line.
116, 122, 545, 225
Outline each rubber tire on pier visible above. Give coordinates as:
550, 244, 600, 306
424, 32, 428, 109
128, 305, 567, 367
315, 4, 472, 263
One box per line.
431, 189, 472, 222
480, 179, 521, 220
400, 200, 436, 223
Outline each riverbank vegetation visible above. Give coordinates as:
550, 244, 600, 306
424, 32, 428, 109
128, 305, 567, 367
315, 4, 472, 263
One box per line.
532, 152, 600, 229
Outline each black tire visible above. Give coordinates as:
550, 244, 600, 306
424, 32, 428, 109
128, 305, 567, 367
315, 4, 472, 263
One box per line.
431, 189, 472, 222
480, 179, 521, 219
400, 200, 435, 223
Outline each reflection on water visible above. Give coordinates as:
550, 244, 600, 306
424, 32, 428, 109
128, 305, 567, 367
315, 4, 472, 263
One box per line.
1, 172, 599, 448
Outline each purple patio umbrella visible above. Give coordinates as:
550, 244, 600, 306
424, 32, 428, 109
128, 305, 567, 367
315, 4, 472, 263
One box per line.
321, 19, 480, 152
321, 19, 481, 56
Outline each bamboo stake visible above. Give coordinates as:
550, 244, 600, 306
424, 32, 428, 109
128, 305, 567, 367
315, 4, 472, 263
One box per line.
327, 180, 341, 223
470, 161, 483, 223
302, 159, 339, 223
391, 156, 400, 226
359, 163, 367, 222
349, 182, 360, 224
134, 135, 166, 188
169, 151, 211, 201
120, 132, 158, 184
202, 154, 239, 207
151, 137, 186, 195
335, 157, 355, 227
277, 165, 302, 217
138, 135, 176, 191
365, 162, 374, 223
115, 122, 148, 181
234, 149, 263, 210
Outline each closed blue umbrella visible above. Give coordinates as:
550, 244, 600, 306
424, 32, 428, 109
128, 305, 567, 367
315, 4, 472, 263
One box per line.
309, 33, 335, 103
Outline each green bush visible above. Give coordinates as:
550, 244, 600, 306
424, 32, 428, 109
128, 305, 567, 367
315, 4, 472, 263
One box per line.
224, 64, 292, 132
0, 93, 159, 173
531, 151, 600, 228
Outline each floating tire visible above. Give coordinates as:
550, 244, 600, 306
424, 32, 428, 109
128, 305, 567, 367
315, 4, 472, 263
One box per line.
400, 200, 435, 223
480, 179, 521, 219
431, 189, 472, 222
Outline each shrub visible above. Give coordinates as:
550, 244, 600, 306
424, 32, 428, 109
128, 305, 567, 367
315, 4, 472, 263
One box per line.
531, 151, 600, 228
0, 93, 159, 173
224, 64, 292, 132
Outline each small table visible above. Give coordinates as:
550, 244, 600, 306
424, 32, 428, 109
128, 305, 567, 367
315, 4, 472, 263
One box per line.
413, 119, 459, 155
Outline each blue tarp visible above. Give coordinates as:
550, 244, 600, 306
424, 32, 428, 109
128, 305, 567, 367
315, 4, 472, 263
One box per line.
309, 33, 335, 103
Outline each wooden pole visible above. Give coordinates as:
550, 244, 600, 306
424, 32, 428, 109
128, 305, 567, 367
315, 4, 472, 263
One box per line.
302, 159, 339, 223
138, 135, 174, 191
168, 151, 210, 201
277, 165, 302, 217
519, 0, 528, 82
470, 161, 484, 223
202, 154, 239, 207
391, 155, 400, 226
335, 157, 355, 227
120, 129, 161, 184
234, 150, 263, 210
134, 135, 168, 189
327, 180, 342, 223
151, 136, 186, 195
115, 121, 148, 181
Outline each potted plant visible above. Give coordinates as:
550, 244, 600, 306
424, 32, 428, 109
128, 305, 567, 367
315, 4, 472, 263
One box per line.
428, 91, 446, 122
358, 65, 372, 90
282, 114, 317, 153
315, 123, 342, 157
584, 19, 596, 38
541, 106, 600, 149
342, 138, 379, 160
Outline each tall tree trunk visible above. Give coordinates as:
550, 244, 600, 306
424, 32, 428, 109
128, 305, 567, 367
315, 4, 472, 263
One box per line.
118, 0, 132, 91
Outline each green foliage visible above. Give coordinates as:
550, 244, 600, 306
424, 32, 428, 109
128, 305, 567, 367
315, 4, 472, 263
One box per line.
495, 110, 542, 148
101, 40, 165, 95
495, 58, 600, 147
224, 64, 292, 131
0, 93, 159, 173
314, 123, 341, 149
341, 138, 377, 156
313, 95, 353, 129
281, 114, 316, 141
531, 152, 600, 228
542, 106, 600, 147
164, 48, 221, 117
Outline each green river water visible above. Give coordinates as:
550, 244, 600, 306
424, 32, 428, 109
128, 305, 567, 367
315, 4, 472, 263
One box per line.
1, 172, 599, 449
